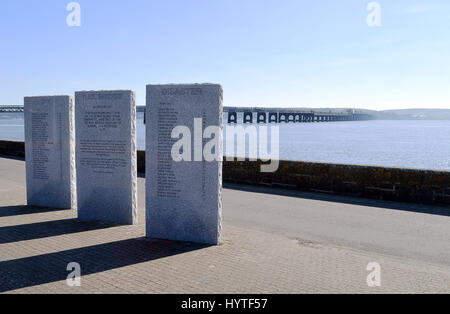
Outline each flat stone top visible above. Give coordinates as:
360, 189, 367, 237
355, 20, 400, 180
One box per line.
75, 90, 134, 93
75, 90, 134, 101
146, 83, 221, 87
25, 95, 71, 98
146, 84, 223, 113
146, 84, 223, 98
24, 96, 71, 103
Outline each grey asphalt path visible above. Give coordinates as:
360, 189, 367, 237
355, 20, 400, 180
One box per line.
223, 184, 450, 268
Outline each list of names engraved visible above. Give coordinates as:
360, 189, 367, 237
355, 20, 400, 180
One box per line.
31, 111, 51, 180
157, 106, 180, 198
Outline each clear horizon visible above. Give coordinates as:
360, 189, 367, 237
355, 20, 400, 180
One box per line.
1, 0, 450, 110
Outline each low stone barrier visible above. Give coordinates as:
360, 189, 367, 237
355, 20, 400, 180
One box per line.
137, 150, 145, 174
0, 140, 25, 157
1, 140, 449, 205
223, 159, 450, 205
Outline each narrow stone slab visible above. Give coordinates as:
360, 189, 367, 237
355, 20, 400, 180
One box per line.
146, 84, 223, 245
75, 90, 137, 225
24, 96, 76, 209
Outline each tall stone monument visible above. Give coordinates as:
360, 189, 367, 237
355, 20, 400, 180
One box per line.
75, 90, 137, 225
24, 96, 76, 209
146, 84, 223, 245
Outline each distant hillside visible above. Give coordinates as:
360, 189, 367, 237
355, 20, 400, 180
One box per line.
299, 108, 450, 120
377, 109, 450, 120
286, 108, 450, 120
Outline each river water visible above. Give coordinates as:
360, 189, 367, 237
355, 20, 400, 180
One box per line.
0, 113, 448, 171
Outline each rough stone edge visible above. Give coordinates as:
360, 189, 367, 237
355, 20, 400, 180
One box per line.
217, 85, 224, 245
130, 91, 138, 225
69, 96, 77, 209
23, 97, 31, 205
144, 86, 151, 238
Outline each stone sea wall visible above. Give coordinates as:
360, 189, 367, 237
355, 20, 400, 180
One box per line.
222, 159, 450, 206
0, 140, 25, 157
2, 140, 449, 205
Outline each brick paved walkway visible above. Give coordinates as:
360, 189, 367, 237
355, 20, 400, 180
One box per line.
1, 157, 449, 293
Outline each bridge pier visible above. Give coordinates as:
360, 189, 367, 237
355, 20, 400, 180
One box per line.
243, 112, 253, 124
269, 112, 278, 123
278, 113, 288, 123
257, 112, 267, 124
228, 112, 237, 124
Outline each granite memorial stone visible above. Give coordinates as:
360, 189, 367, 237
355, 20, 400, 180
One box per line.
146, 84, 223, 245
75, 90, 137, 225
24, 96, 76, 209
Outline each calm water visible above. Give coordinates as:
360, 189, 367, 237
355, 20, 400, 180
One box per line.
1, 113, 449, 170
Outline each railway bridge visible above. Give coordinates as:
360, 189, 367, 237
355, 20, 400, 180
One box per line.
0, 106, 24, 113
224, 107, 374, 124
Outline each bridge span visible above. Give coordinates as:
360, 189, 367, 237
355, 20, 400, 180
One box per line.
0, 106, 24, 113
224, 107, 375, 124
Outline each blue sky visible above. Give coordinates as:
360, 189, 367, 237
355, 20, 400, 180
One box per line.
1, 0, 449, 109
